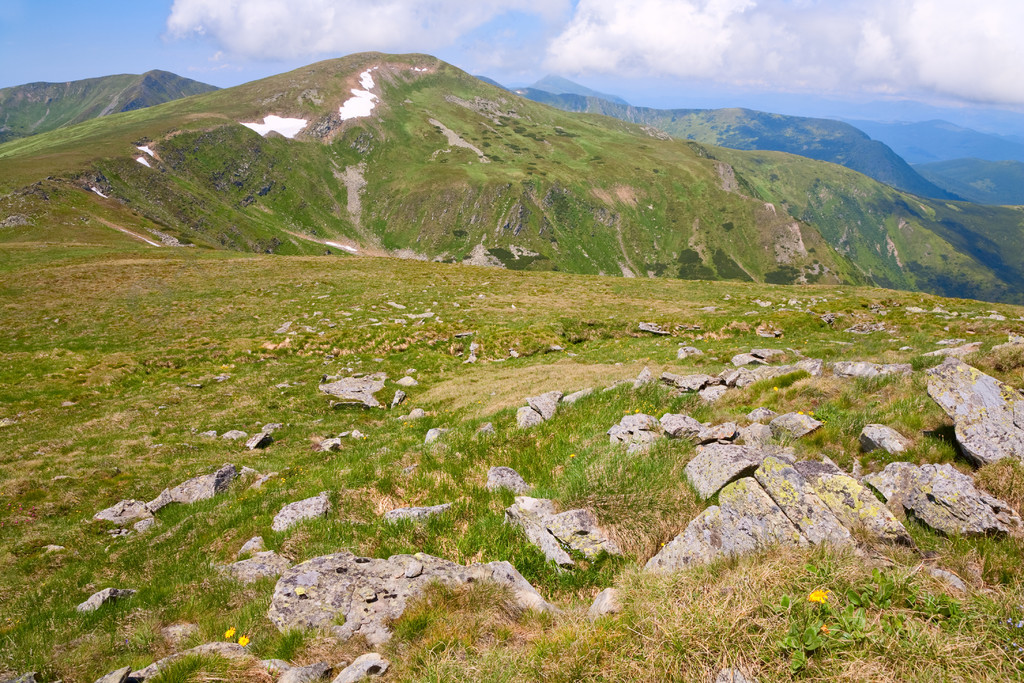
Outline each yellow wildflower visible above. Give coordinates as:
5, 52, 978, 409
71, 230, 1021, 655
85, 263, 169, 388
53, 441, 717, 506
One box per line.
808, 589, 829, 604
224, 627, 236, 639
773, 386, 779, 391
238, 635, 250, 647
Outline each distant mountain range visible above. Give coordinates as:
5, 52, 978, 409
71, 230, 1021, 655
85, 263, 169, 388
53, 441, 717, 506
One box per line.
916, 158, 1024, 205
510, 82, 957, 201
847, 119, 1024, 164
0, 70, 218, 143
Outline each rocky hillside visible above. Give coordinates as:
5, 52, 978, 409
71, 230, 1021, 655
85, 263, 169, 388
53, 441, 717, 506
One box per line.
0, 70, 218, 144
2, 238, 1024, 681
1, 53, 1024, 305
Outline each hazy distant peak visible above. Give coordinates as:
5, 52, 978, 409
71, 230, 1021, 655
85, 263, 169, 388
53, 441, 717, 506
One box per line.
528, 75, 628, 105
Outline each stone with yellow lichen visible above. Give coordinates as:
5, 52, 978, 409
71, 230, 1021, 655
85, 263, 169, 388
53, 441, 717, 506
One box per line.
754, 456, 852, 547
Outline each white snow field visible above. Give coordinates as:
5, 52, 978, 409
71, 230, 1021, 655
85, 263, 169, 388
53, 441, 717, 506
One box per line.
135, 156, 151, 168
137, 145, 155, 157
90, 187, 107, 198
339, 70, 379, 120
239, 115, 309, 139
326, 242, 359, 253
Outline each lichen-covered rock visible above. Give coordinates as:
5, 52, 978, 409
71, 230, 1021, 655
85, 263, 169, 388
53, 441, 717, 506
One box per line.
505, 497, 620, 565
588, 587, 622, 620
696, 422, 739, 444
832, 361, 912, 379
267, 551, 557, 646
383, 503, 451, 522
739, 424, 773, 444
487, 466, 531, 494
516, 406, 544, 429
859, 424, 911, 454
747, 407, 778, 423
546, 507, 621, 559
685, 444, 774, 499
279, 662, 332, 683
505, 497, 572, 566
76, 587, 135, 613
218, 551, 292, 584
146, 463, 237, 513
925, 342, 983, 359
732, 353, 767, 367
863, 462, 1022, 536
608, 413, 662, 450
795, 461, 913, 547
754, 456, 852, 547
660, 413, 703, 439
926, 357, 1024, 465
660, 373, 718, 392
319, 374, 387, 408
527, 391, 563, 421
331, 653, 389, 683
424, 427, 448, 444
769, 413, 823, 439
93, 499, 151, 525
645, 478, 806, 572
562, 388, 593, 405
700, 385, 729, 403
272, 492, 331, 532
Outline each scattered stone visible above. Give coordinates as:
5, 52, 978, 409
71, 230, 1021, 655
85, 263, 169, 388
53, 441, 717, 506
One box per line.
516, 406, 544, 429
638, 322, 670, 335
130, 642, 248, 680
272, 492, 332, 532
992, 334, 1024, 352
245, 432, 273, 450
133, 518, 155, 533
0, 675, 35, 683
391, 390, 406, 408
747, 407, 777, 423
424, 428, 448, 444
677, 346, 703, 360
864, 462, 1022, 536
820, 313, 836, 326
739, 423, 773, 444
846, 322, 888, 334
77, 587, 136, 613
859, 425, 911, 454
331, 653, 389, 683
280, 662, 333, 683
146, 463, 237, 513
832, 361, 912, 379
275, 322, 293, 334
925, 342, 983, 358
633, 366, 655, 388
94, 498, 152, 525
732, 353, 767, 367
608, 413, 662, 451
715, 669, 757, 683
319, 438, 342, 451
476, 422, 495, 436
262, 660, 293, 676
696, 422, 739, 444
769, 413, 823, 439
268, 552, 557, 645
506, 497, 620, 566
94, 667, 131, 683
588, 588, 622, 620
219, 551, 293, 584
527, 391, 563, 421
161, 623, 199, 645
685, 444, 776, 499
221, 430, 248, 440
487, 467, 531, 494
756, 323, 782, 338
43, 545, 64, 553
395, 376, 418, 387
928, 567, 967, 593
562, 388, 593, 404
319, 374, 387, 409
660, 372, 719, 392
250, 472, 278, 489
199, 430, 217, 438
699, 385, 729, 403
926, 358, 1024, 465
383, 503, 452, 522
408, 408, 426, 419
660, 413, 704, 440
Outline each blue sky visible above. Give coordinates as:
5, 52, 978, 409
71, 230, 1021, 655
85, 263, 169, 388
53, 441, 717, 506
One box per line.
3, 1, 1024, 132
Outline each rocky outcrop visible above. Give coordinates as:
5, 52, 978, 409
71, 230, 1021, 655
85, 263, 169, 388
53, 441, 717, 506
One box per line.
864, 462, 1022, 535
505, 497, 620, 566
685, 444, 777, 499
608, 413, 662, 452
267, 551, 558, 645
926, 358, 1024, 465
76, 587, 135, 613
146, 464, 237, 513
832, 361, 912, 379
754, 456, 852, 547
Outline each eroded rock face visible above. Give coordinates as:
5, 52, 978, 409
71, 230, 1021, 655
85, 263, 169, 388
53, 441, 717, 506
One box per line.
267, 552, 557, 646
926, 358, 1024, 465
863, 462, 1022, 536
319, 374, 387, 408
146, 464, 237, 513
505, 497, 620, 566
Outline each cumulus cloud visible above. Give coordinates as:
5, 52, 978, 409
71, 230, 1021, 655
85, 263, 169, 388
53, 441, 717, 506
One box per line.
167, 0, 568, 60
546, 0, 1024, 105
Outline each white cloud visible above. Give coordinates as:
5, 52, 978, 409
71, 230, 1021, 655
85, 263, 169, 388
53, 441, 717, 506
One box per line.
546, 0, 1024, 106
167, 0, 568, 60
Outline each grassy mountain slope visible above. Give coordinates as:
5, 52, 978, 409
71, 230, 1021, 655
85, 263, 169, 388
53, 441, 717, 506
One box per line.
2, 241, 1024, 680
916, 158, 1024, 206
0, 70, 218, 143
849, 119, 1024, 164
0, 53, 859, 285
519, 90, 956, 200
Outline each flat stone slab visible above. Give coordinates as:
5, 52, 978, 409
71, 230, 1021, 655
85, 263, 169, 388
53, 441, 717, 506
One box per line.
661, 373, 718, 392
769, 413, 822, 439
267, 551, 558, 646
527, 391, 563, 421
685, 444, 776, 499
77, 587, 135, 613
218, 551, 292, 584
487, 466, 531, 494
272, 492, 331, 532
697, 422, 739, 444
147, 463, 237, 513
506, 497, 620, 565
93, 500, 151, 525
319, 374, 387, 408
755, 456, 852, 547
608, 413, 662, 451
832, 361, 912, 379
661, 413, 704, 439
516, 406, 544, 429
747, 407, 778, 423
864, 462, 1022, 536
926, 358, 1024, 465
383, 503, 452, 522
332, 653, 389, 683
860, 424, 911, 454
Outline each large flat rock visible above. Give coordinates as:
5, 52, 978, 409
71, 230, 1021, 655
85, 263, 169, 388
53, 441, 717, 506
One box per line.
755, 456, 852, 547
684, 444, 770, 499
319, 374, 387, 408
147, 463, 237, 513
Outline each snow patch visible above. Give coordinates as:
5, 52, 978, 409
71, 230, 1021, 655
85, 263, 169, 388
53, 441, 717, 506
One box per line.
339, 70, 379, 121
240, 115, 308, 139
137, 145, 155, 157
412, 67, 428, 72
90, 187, 107, 198
136, 156, 151, 168
326, 242, 358, 253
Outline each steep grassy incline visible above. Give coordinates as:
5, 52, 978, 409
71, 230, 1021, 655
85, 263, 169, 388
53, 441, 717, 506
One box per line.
519, 90, 956, 201
0, 54, 857, 284
0, 70, 218, 143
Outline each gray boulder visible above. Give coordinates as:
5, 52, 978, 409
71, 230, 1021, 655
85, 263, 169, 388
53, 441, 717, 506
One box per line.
660, 372, 719, 392
506, 497, 620, 566
505, 498, 572, 566
395, 376, 418, 387
677, 346, 703, 360
424, 428, 448, 444
732, 353, 766, 367
331, 653, 389, 683
685, 444, 776, 499
238, 536, 266, 556
94, 668, 131, 683
218, 551, 292, 584
383, 503, 451, 522
245, 432, 273, 450
588, 587, 622, 620
928, 567, 967, 593
272, 492, 332, 532
832, 361, 912, 379
146, 464, 237, 513
754, 456, 852, 547
221, 430, 248, 440
562, 388, 593, 405
268, 552, 557, 646
77, 587, 135, 613
696, 422, 739, 444
279, 662, 333, 683
739, 423, 773, 444
516, 406, 544, 429
319, 374, 387, 408
751, 348, 785, 361
715, 670, 758, 683
769, 413, 822, 439
859, 424, 911, 454
487, 466, 531, 494
527, 391, 563, 421
864, 462, 1022, 535
133, 518, 155, 533
925, 342, 983, 359
93, 499, 151, 525
700, 385, 729, 403
638, 322, 670, 335
926, 357, 1024, 465
608, 413, 662, 451
746, 407, 777, 423
660, 413, 704, 440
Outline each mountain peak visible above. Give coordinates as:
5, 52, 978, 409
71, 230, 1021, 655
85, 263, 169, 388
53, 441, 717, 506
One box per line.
527, 75, 628, 105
